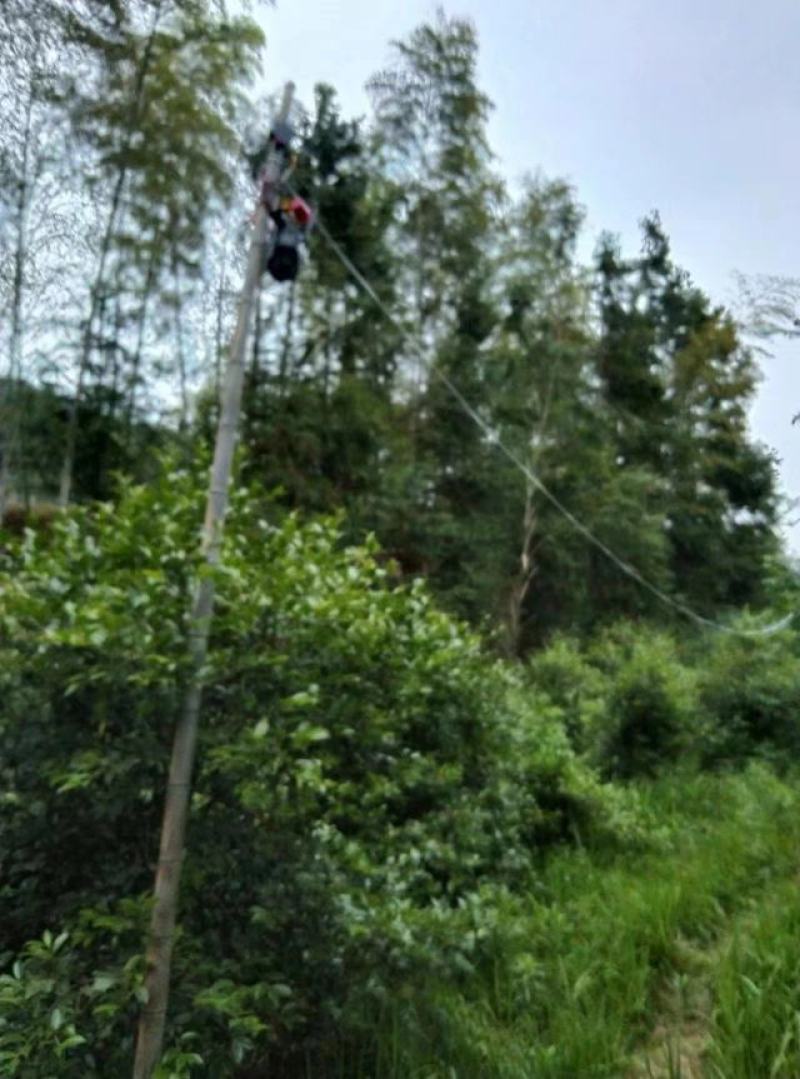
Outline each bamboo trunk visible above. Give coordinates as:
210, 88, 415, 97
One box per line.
132, 83, 294, 1079
0, 66, 35, 519
126, 254, 158, 448
505, 478, 537, 657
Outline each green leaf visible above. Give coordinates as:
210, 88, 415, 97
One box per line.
89, 973, 117, 995
282, 685, 320, 711
291, 724, 330, 749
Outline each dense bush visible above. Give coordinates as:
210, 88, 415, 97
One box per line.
4, 468, 795, 1075
697, 625, 800, 766
0, 469, 624, 1076
603, 634, 698, 778
525, 634, 608, 752
527, 626, 698, 779
584, 625, 698, 778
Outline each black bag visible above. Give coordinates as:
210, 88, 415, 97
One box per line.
264, 215, 303, 282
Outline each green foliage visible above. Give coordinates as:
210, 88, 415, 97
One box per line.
526, 620, 800, 780
527, 626, 700, 778
525, 634, 608, 751
0, 466, 619, 1074
589, 627, 698, 778
240, 83, 401, 519
0, 907, 147, 1078
4, 1, 782, 644
0, 376, 170, 505
706, 873, 800, 1078
1, 8, 797, 1076
697, 623, 800, 765
0, 930, 90, 1077
239, 66, 781, 650
595, 217, 779, 621
3, 463, 794, 1075
336, 768, 800, 1078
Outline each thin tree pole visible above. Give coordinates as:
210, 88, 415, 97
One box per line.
126, 252, 158, 449
214, 257, 228, 405
0, 60, 36, 520
171, 244, 189, 433
132, 82, 295, 1079
278, 279, 296, 396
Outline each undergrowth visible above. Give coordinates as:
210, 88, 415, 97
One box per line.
3, 477, 800, 1076
338, 766, 800, 1079
706, 877, 800, 1079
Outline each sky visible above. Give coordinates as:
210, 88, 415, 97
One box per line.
255, 0, 800, 547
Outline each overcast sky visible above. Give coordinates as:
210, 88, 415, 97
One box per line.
256, 0, 800, 548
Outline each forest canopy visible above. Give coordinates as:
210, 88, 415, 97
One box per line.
0, 3, 782, 650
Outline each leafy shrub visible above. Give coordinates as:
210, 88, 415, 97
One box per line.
697, 624, 800, 766
0, 930, 92, 1078
0, 467, 621, 1075
0, 909, 148, 1079
526, 635, 608, 752
587, 627, 697, 778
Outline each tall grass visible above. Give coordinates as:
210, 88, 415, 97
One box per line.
333, 767, 800, 1078
706, 878, 800, 1079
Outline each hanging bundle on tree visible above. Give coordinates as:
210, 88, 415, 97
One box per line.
264, 193, 314, 282
253, 116, 314, 283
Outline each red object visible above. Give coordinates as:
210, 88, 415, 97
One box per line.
288, 196, 313, 227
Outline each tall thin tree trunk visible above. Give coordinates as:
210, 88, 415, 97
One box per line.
214, 260, 228, 407
504, 366, 555, 656
132, 83, 294, 1079
126, 254, 158, 448
251, 279, 262, 378
0, 409, 11, 520
415, 224, 425, 396
277, 279, 296, 397
322, 287, 334, 404
133, 204, 265, 1079
107, 269, 125, 426
505, 479, 537, 657
0, 67, 35, 519
58, 0, 164, 508
241, 282, 263, 451
172, 249, 188, 433
407, 210, 428, 461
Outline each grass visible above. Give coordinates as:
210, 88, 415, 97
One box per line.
705, 877, 800, 1079
338, 765, 800, 1078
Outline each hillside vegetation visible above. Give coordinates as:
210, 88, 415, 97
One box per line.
1, 4, 799, 1077
2, 473, 800, 1076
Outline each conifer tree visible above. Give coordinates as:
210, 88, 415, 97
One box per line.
596, 216, 779, 616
